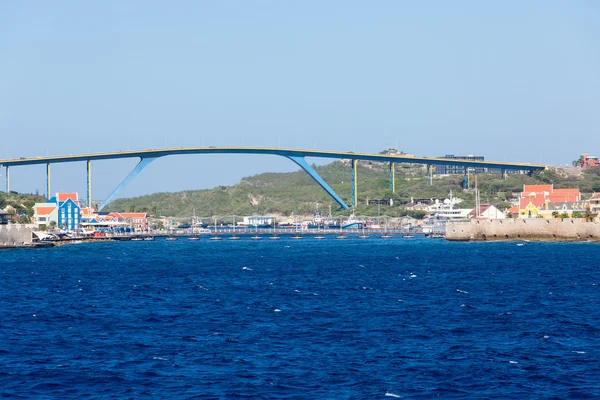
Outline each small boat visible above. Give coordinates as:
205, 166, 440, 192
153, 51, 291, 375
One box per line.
402, 234, 415, 239
210, 235, 222, 241
166, 235, 178, 241
251, 235, 262, 240
229, 233, 241, 240
314, 234, 325, 239
131, 236, 143, 241
188, 236, 200, 241
269, 234, 281, 240
291, 233, 303, 239
144, 236, 155, 241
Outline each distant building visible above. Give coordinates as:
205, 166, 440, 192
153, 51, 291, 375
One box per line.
367, 199, 393, 206
514, 185, 583, 218
541, 202, 588, 218
588, 192, 600, 219
0, 210, 9, 224
436, 155, 485, 175
467, 204, 505, 220
120, 212, 149, 231
243, 216, 274, 226
582, 154, 599, 168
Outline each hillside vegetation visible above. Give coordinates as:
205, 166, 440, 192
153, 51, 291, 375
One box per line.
0, 192, 47, 222
106, 161, 600, 219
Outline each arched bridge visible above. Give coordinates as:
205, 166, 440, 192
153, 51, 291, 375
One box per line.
0, 146, 546, 211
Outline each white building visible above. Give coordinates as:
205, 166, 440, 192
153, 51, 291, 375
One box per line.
467, 204, 506, 220
243, 216, 275, 226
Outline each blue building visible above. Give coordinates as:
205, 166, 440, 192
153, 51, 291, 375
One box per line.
51, 192, 81, 231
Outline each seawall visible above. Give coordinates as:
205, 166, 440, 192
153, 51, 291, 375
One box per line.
0, 224, 35, 247
446, 219, 600, 242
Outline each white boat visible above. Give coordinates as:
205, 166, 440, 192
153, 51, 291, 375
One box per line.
422, 192, 470, 235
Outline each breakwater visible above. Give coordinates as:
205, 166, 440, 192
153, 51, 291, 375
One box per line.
0, 224, 35, 248
446, 218, 600, 241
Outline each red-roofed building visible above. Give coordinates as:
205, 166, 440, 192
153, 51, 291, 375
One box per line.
549, 188, 580, 203
120, 212, 148, 231
56, 192, 79, 203
522, 185, 553, 196
515, 185, 583, 218
33, 204, 58, 226
582, 154, 599, 168
517, 195, 547, 218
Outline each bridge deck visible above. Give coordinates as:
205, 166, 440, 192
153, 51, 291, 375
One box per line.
0, 146, 546, 171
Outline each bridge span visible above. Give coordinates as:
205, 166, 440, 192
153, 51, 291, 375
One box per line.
0, 146, 546, 211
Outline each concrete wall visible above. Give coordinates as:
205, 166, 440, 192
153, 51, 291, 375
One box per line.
446, 218, 600, 241
0, 224, 35, 245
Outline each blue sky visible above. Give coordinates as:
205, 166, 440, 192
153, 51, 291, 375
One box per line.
1, 1, 599, 200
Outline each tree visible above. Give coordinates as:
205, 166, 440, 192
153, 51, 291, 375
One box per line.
49, 221, 57, 229
585, 205, 593, 222
559, 212, 570, 219
551, 211, 560, 218
571, 211, 584, 219
572, 155, 584, 167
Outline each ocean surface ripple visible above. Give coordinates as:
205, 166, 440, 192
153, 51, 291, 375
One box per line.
1, 239, 599, 399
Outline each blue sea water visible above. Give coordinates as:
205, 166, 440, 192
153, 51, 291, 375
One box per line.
1, 238, 599, 399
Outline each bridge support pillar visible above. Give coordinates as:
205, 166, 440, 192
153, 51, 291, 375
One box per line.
286, 156, 349, 210
463, 170, 469, 189
46, 163, 51, 199
389, 162, 395, 193
426, 164, 433, 185
501, 168, 507, 180
87, 160, 92, 209
98, 157, 157, 211
5, 166, 9, 194
351, 159, 358, 208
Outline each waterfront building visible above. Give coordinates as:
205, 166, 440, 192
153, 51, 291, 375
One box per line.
33, 192, 81, 230
119, 212, 149, 231
514, 185, 583, 218
33, 204, 58, 226
57, 196, 81, 230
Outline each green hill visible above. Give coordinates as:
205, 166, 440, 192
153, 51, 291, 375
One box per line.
0, 191, 47, 222
105, 161, 600, 219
